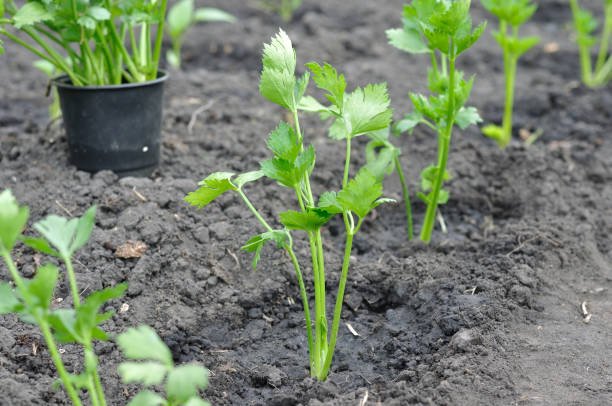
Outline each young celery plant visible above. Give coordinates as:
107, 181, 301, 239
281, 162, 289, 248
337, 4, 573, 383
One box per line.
481, 0, 540, 148
387, 0, 485, 243
0, 0, 168, 85
260, 0, 302, 22
166, 0, 235, 69
186, 30, 394, 381
0, 190, 125, 406
569, 0, 612, 87
118, 326, 210, 406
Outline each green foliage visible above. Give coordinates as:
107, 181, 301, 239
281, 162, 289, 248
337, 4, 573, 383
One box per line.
1, 190, 205, 406
118, 326, 210, 406
165, 0, 235, 68
481, 0, 539, 147
388, 0, 482, 242
260, 0, 302, 22
569, 0, 612, 87
0, 0, 170, 85
187, 30, 395, 381
0, 190, 29, 254
32, 60, 62, 121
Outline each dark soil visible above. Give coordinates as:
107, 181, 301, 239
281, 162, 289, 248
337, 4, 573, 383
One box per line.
1, 0, 612, 405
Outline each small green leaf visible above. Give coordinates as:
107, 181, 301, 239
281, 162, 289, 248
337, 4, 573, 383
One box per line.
193, 8, 235, 23
185, 172, 238, 208
166, 364, 209, 403
77, 15, 96, 30
48, 308, 80, 343
117, 326, 173, 367
0, 189, 29, 253
266, 121, 300, 162
297, 95, 329, 113
241, 230, 289, 269
343, 83, 393, 137
305, 62, 346, 110
75, 284, 126, 342
279, 209, 332, 232
0, 283, 20, 314
167, 0, 193, 40
317, 192, 343, 215
455, 106, 482, 130
118, 362, 169, 386
13, 2, 54, 28
393, 112, 425, 136
27, 264, 59, 312
259, 29, 299, 112
420, 165, 451, 192
87, 6, 110, 21
126, 391, 166, 406
386, 27, 429, 54
337, 168, 383, 218
233, 170, 264, 188
33, 59, 56, 77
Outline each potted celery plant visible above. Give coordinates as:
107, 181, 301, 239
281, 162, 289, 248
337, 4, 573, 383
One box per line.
0, 0, 169, 176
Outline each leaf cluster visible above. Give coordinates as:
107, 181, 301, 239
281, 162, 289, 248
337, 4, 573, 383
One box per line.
118, 326, 210, 406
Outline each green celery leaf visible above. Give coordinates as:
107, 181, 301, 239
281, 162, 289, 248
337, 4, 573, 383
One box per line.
279, 208, 332, 232
260, 29, 299, 111
343, 83, 393, 137
241, 230, 289, 269
386, 27, 429, 54
317, 191, 343, 215
117, 326, 173, 367
167, 0, 193, 40
261, 158, 298, 187
77, 15, 96, 30
126, 391, 166, 406
305, 62, 346, 110
185, 172, 238, 208
456, 21, 486, 56
233, 170, 264, 188
118, 362, 168, 386
87, 6, 110, 21
52, 372, 90, 391
75, 284, 126, 342
26, 264, 59, 312
48, 308, 80, 343
297, 95, 330, 113
0, 283, 20, 314
266, 121, 300, 161
364, 139, 397, 182
13, 2, 55, 28
420, 165, 451, 191
0, 190, 29, 253
455, 106, 482, 130
337, 168, 383, 218
166, 364, 209, 403
166, 49, 180, 68
393, 112, 425, 136
193, 7, 235, 22
30, 207, 92, 258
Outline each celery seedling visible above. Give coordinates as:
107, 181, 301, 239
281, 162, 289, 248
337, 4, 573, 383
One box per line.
387, 0, 485, 242
186, 30, 394, 381
118, 326, 210, 406
569, 0, 612, 87
481, 0, 539, 148
166, 0, 235, 68
260, 0, 302, 22
0, 190, 124, 406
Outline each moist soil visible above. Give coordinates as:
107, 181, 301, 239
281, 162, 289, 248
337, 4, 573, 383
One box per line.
1, 0, 612, 405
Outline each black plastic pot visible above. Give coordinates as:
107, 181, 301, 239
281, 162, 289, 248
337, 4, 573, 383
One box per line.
52, 72, 168, 177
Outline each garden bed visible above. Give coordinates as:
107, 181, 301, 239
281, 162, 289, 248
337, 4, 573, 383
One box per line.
1, 0, 611, 404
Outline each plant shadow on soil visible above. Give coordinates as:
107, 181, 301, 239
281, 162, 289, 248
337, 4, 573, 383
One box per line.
1, 0, 612, 405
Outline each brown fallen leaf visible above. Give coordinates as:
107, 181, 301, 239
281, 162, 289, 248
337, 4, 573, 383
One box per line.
115, 240, 147, 259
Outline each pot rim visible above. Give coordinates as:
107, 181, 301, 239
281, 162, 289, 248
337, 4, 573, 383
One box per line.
51, 70, 169, 91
